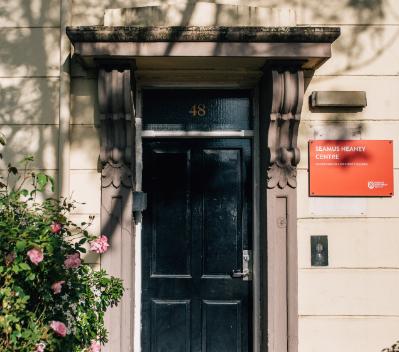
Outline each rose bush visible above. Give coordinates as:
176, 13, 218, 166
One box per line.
0, 150, 123, 351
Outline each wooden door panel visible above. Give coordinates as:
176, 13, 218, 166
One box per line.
151, 299, 191, 352
142, 139, 251, 352
198, 149, 241, 276
149, 148, 192, 277
202, 300, 242, 352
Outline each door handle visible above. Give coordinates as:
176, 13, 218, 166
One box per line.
231, 269, 249, 279
231, 250, 253, 281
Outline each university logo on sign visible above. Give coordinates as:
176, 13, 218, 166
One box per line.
309, 140, 394, 197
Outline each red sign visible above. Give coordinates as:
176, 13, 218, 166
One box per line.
309, 140, 394, 196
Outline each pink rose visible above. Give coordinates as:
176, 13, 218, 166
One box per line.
35, 342, 46, 352
50, 222, 62, 234
89, 340, 101, 352
27, 248, 44, 265
50, 321, 67, 337
64, 253, 81, 269
89, 235, 109, 254
51, 280, 65, 294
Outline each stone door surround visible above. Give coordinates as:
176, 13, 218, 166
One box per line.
67, 25, 340, 352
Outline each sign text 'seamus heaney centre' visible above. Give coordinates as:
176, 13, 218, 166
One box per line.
309, 140, 394, 196
2, 1, 399, 351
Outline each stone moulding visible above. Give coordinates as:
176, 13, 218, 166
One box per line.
67, 25, 340, 43
101, 162, 132, 189
66, 26, 340, 71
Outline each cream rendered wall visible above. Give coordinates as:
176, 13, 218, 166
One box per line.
296, 1, 399, 351
0, 0, 60, 214
68, 0, 399, 351
0, 0, 60, 193
0, 0, 99, 266
71, 0, 299, 26
69, 72, 101, 266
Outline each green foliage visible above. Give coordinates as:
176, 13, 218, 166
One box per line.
0, 154, 123, 351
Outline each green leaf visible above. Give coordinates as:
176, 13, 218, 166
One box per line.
19, 263, 30, 271
36, 173, 48, 191
27, 273, 35, 281
15, 240, 27, 251
19, 189, 29, 197
46, 243, 54, 253
78, 238, 86, 245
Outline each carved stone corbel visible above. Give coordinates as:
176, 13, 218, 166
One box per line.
98, 67, 134, 189
266, 68, 304, 189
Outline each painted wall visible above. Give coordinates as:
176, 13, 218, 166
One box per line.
1, 0, 399, 351
296, 2, 399, 351
0, 0, 60, 197
0, 0, 101, 265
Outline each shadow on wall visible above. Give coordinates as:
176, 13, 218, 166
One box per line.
0, 0, 395, 173
71, 0, 399, 76
298, 0, 399, 75
0, 0, 397, 349
0, 0, 397, 300
0, 0, 59, 27
0, 0, 59, 199
71, 0, 297, 26
70, 0, 391, 253
302, 0, 392, 24
382, 341, 399, 352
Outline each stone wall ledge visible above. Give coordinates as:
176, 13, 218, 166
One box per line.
66, 26, 340, 43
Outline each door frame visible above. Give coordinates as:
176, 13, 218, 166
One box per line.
134, 83, 261, 352
93, 64, 306, 352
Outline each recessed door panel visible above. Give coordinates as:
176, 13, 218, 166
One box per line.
142, 139, 252, 352
151, 300, 191, 352
202, 300, 242, 352
150, 149, 192, 277
199, 149, 241, 276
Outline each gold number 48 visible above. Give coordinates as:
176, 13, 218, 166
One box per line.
189, 104, 206, 117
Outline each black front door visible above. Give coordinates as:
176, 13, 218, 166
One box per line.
142, 138, 252, 352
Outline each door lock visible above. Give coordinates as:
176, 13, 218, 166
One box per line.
231, 250, 252, 281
